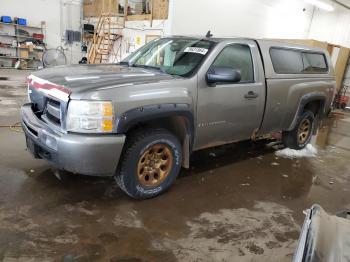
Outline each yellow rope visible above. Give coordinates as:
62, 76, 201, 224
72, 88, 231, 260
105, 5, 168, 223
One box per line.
0, 122, 23, 132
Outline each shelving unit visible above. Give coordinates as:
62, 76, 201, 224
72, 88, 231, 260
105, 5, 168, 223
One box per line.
0, 21, 45, 70
0, 21, 41, 29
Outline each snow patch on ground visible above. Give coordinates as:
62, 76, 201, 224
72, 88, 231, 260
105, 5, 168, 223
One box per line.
275, 144, 317, 159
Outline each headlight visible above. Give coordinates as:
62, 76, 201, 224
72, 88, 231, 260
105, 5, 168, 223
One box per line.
66, 100, 114, 133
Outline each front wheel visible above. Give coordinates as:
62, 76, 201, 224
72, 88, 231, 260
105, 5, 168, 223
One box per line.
282, 110, 315, 150
115, 128, 182, 199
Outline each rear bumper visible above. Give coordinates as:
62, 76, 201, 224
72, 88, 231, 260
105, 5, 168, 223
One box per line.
21, 103, 125, 176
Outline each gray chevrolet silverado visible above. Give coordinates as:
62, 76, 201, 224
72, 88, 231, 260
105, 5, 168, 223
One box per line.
21, 36, 336, 199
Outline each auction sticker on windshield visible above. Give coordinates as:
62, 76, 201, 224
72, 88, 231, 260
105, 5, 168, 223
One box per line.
184, 47, 208, 55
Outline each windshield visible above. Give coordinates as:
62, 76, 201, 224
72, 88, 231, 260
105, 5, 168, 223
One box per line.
122, 38, 215, 77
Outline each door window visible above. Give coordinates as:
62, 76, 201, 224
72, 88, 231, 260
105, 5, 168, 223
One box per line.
212, 44, 254, 83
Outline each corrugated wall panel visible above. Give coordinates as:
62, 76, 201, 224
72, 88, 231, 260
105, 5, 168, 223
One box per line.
309, 4, 350, 48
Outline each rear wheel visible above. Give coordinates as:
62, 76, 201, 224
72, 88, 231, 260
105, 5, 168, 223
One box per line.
282, 110, 315, 150
115, 128, 182, 199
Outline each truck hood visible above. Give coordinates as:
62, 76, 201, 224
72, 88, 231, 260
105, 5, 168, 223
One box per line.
28, 64, 177, 95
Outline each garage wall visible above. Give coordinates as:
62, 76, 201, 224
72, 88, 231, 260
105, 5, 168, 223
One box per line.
3, 0, 348, 64
169, 0, 350, 48
107, 0, 315, 60
122, 20, 168, 51
0, 0, 82, 63
309, 4, 350, 48
0, 0, 61, 48
168, 0, 314, 39
82, 17, 168, 61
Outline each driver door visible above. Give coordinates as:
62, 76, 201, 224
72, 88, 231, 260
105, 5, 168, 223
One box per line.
195, 41, 266, 150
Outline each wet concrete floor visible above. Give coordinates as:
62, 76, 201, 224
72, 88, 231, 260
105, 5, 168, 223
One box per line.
1, 70, 350, 261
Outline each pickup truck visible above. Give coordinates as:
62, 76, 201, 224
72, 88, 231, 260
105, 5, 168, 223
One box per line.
21, 36, 336, 199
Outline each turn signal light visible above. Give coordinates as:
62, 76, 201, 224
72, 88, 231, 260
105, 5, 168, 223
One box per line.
102, 119, 113, 132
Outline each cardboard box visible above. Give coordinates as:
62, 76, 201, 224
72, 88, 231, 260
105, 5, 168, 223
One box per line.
20, 60, 27, 69
20, 50, 29, 59
35, 51, 43, 60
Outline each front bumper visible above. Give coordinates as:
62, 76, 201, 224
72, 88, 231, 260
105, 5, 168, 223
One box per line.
21, 103, 126, 176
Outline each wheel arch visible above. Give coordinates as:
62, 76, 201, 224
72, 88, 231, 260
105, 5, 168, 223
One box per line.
288, 92, 326, 131
116, 104, 195, 168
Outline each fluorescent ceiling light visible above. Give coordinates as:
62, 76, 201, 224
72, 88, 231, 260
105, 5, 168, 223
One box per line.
306, 0, 335, 11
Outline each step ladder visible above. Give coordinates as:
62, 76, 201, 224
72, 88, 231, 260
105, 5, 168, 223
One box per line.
88, 13, 123, 64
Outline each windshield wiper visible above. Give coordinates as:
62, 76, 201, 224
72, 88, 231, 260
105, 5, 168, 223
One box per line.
119, 61, 131, 67
132, 64, 167, 74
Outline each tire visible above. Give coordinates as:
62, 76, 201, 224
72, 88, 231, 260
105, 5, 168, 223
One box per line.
115, 128, 182, 199
282, 110, 315, 150
341, 103, 347, 110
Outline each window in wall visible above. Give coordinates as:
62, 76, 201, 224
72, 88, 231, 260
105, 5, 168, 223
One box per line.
118, 0, 125, 14
212, 44, 254, 83
127, 0, 151, 15
125, 0, 169, 21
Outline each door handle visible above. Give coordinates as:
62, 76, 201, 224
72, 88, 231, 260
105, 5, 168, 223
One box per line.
244, 91, 259, 99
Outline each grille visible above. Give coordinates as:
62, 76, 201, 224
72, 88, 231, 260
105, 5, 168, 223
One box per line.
28, 84, 66, 131
43, 98, 61, 126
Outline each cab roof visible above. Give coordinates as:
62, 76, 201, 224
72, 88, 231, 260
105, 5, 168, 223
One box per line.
166, 35, 326, 53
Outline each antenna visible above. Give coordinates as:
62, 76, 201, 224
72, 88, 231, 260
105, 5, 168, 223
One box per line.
206, 30, 213, 38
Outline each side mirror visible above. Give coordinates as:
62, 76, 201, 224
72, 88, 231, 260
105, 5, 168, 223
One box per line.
206, 66, 241, 85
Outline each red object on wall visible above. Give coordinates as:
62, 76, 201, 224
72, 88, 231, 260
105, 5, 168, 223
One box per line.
32, 33, 44, 40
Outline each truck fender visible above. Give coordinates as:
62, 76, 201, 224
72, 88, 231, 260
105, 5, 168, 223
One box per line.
288, 92, 326, 131
116, 104, 195, 168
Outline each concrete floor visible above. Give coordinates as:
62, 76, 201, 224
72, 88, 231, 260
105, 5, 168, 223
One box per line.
1, 69, 350, 262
